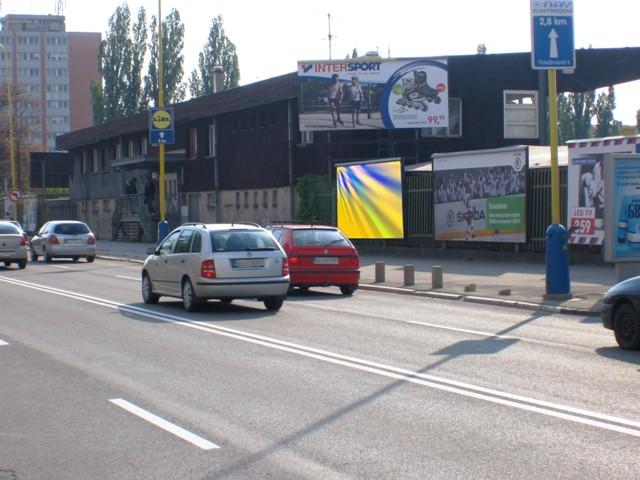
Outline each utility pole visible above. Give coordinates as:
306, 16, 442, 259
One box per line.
157, 0, 169, 241
327, 13, 333, 60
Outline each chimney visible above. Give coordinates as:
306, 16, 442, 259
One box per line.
213, 66, 224, 93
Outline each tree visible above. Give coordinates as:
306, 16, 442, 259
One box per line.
594, 86, 616, 138
477, 44, 487, 55
188, 16, 240, 98
91, 5, 147, 124
145, 8, 186, 106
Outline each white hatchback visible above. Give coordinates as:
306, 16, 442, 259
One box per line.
142, 223, 290, 311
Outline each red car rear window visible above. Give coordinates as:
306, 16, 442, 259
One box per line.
292, 229, 350, 247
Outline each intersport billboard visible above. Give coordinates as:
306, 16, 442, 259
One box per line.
298, 58, 448, 131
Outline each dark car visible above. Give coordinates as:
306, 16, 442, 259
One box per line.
602, 275, 640, 349
268, 223, 359, 295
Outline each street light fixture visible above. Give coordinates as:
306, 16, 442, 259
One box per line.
0, 42, 17, 220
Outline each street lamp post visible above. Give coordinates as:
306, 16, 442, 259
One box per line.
0, 43, 17, 220
156, 0, 169, 242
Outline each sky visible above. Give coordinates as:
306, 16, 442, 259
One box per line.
3, 0, 640, 125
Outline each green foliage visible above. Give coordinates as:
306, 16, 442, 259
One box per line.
188, 16, 240, 98
556, 91, 595, 143
92, 5, 148, 124
145, 9, 186, 106
295, 175, 333, 222
594, 87, 616, 138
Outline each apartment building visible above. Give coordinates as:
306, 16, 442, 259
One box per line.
0, 14, 100, 150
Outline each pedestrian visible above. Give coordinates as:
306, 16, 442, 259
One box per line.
328, 74, 344, 127
349, 76, 364, 127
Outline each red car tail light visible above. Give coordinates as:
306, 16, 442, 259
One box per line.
87, 234, 96, 245
201, 259, 216, 279
49, 235, 60, 245
288, 256, 299, 265
281, 257, 289, 276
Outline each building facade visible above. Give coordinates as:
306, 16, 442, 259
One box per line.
0, 14, 100, 150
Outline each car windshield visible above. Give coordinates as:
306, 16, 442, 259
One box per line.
292, 229, 350, 247
53, 223, 90, 235
210, 230, 279, 252
0, 224, 19, 235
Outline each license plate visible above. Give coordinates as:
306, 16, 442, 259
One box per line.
233, 258, 264, 268
314, 257, 338, 265
65, 239, 83, 244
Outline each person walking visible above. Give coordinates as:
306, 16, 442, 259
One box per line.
328, 74, 344, 127
349, 76, 364, 127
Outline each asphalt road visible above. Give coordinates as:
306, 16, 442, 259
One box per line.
1, 259, 639, 479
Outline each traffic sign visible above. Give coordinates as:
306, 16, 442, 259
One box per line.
7, 187, 22, 202
531, 0, 575, 70
149, 107, 175, 145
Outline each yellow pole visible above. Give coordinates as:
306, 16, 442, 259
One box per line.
548, 69, 560, 225
158, 0, 166, 222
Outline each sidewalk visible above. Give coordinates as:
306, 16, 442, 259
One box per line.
96, 240, 613, 317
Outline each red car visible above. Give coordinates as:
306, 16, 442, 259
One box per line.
269, 224, 360, 295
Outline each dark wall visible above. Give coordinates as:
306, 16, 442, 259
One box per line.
30, 151, 70, 188
217, 100, 291, 189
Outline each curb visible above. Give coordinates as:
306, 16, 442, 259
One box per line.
96, 253, 600, 317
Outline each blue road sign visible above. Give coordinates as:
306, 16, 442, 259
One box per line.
531, 0, 575, 70
149, 107, 175, 145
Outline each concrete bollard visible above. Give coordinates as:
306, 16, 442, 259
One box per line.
404, 264, 415, 286
432, 265, 443, 289
375, 261, 385, 283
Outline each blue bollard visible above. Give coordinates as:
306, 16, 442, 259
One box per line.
545, 224, 571, 295
157, 220, 170, 244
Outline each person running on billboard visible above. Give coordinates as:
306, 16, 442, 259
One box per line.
463, 187, 475, 240
349, 76, 364, 126
328, 74, 344, 127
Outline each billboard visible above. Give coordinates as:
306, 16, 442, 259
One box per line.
604, 154, 640, 261
298, 58, 448, 131
433, 147, 527, 243
336, 158, 404, 239
567, 136, 640, 245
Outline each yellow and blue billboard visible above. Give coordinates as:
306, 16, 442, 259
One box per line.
336, 158, 404, 239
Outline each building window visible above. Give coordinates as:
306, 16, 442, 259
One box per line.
253, 191, 258, 209
504, 90, 539, 139
235, 191, 240, 208
115, 142, 122, 160
244, 191, 249, 208
91, 199, 99, 213
103, 199, 111, 212
189, 128, 198, 159
262, 190, 268, 208
128, 141, 135, 158
208, 124, 215, 157
92, 149, 98, 174
272, 190, 278, 207
141, 138, 148, 155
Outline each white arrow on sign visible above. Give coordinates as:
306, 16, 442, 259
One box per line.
548, 28, 559, 59
159, 131, 165, 139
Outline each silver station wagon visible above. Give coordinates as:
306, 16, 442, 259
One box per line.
141, 223, 290, 312
0, 220, 28, 269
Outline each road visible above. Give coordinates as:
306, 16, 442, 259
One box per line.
0, 259, 638, 479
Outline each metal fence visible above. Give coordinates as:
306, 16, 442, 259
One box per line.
298, 165, 592, 255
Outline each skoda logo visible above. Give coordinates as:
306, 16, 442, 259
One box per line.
446, 210, 455, 227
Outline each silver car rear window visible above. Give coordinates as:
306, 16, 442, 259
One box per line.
0, 224, 19, 235
53, 223, 90, 235
210, 230, 279, 252
292, 229, 349, 247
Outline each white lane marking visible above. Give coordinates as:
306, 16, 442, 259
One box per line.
109, 398, 220, 450
51, 265, 72, 270
115, 275, 139, 281
2, 275, 640, 438
0, 338, 8, 346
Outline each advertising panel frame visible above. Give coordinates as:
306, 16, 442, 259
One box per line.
432, 146, 528, 244
335, 157, 405, 240
298, 58, 448, 132
567, 136, 640, 246
604, 154, 640, 263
